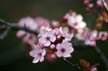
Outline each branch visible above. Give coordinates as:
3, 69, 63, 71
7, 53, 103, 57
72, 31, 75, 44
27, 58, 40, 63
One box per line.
0, 18, 108, 70
102, 0, 108, 13
0, 26, 11, 39
0, 18, 38, 36
94, 46, 108, 71
63, 58, 82, 71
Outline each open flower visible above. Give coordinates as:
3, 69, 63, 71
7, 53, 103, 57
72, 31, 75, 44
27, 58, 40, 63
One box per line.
67, 14, 86, 30
53, 28, 63, 38
39, 30, 56, 46
56, 41, 74, 58
30, 47, 46, 63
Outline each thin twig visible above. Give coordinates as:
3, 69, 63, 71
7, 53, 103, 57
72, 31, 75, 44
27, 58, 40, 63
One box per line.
0, 26, 11, 39
63, 58, 82, 71
0, 18, 38, 35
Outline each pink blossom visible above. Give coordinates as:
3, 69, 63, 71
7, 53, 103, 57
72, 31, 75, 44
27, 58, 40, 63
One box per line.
39, 30, 56, 46
60, 27, 74, 41
97, 0, 103, 8
51, 20, 60, 28
63, 11, 76, 19
67, 16, 76, 27
97, 32, 108, 40
46, 54, 56, 61
89, 30, 98, 41
67, 14, 86, 29
16, 30, 26, 38
18, 17, 38, 31
87, 3, 94, 9
90, 67, 97, 71
75, 28, 89, 40
30, 47, 46, 63
83, 0, 90, 5
23, 34, 37, 44
62, 32, 74, 41
34, 17, 50, 28
53, 28, 63, 38
56, 41, 74, 58
50, 44, 56, 49
85, 40, 96, 47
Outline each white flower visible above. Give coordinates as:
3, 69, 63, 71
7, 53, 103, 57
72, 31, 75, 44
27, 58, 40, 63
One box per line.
89, 30, 98, 41
39, 30, 56, 46
63, 33, 74, 41
56, 41, 74, 58
75, 14, 83, 23
67, 16, 76, 27
53, 28, 63, 38
61, 27, 74, 41
30, 48, 46, 63
51, 20, 60, 28
75, 28, 89, 40
84, 40, 96, 46
67, 14, 86, 29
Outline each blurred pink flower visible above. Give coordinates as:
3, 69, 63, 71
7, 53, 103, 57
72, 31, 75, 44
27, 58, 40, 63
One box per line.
76, 28, 89, 40
23, 34, 37, 44
63, 11, 76, 19
97, 32, 108, 40
51, 20, 60, 28
85, 40, 96, 47
97, 0, 103, 8
67, 14, 86, 29
83, 0, 90, 5
89, 30, 98, 41
34, 17, 50, 28
18, 17, 38, 31
46, 54, 56, 61
87, 3, 94, 10
90, 67, 97, 71
16, 30, 26, 38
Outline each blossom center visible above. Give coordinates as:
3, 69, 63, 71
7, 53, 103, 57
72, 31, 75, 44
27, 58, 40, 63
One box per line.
46, 36, 50, 40
61, 48, 65, 53
38, 52, 42, 56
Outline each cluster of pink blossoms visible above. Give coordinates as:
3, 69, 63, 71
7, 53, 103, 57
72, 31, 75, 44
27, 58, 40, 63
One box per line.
83, 0, 106, 11
16, 11, 108, 63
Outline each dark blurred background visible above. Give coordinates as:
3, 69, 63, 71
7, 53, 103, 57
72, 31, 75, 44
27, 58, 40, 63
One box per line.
0, 0, 108, 71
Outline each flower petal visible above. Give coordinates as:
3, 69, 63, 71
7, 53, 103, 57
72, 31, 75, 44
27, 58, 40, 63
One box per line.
32, 58, 39, 63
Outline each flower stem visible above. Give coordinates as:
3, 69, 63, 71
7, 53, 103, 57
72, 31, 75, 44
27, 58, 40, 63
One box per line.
94, 46, 108, 71
63, 58, 82, 71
